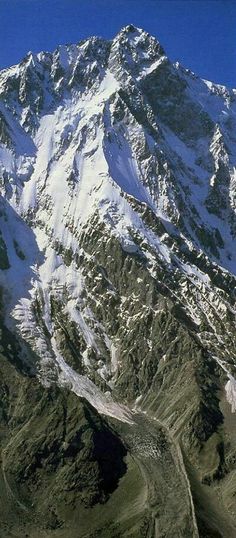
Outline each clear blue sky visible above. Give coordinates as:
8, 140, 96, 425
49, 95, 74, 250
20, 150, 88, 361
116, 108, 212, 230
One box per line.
0, 0, 235, 88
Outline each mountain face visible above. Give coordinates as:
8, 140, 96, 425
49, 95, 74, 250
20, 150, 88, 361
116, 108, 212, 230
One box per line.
0, 23, 236, 537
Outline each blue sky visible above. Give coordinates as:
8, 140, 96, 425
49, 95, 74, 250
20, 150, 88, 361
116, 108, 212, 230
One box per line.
0, 0, 235, 87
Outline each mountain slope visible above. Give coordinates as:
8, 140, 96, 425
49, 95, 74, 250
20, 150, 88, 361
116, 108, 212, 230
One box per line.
0, 24, 236, 537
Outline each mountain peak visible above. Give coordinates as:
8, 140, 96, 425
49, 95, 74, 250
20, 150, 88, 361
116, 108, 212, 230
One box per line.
118, 24, 144, 36
110, 24, 166, 76
1, 24, 236, 536
114, 23, 163, 49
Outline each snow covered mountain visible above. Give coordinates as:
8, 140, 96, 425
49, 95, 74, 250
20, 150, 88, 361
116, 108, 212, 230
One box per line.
1, 24, 236, 537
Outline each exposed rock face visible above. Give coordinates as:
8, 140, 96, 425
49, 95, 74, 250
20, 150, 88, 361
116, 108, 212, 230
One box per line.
0, 25, 236, 536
